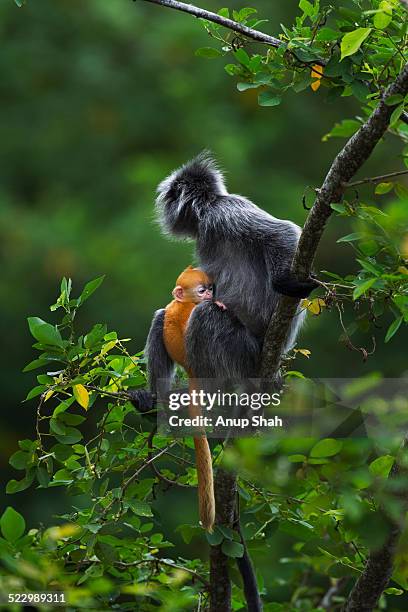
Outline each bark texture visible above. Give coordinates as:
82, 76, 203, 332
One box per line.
209, 469, 237, 612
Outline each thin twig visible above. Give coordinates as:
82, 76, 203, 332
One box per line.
119, 559, 209, 588
148, 428, 192, 488
75, 557, 209, 588
320, 578, 347, 610
345, 169, 408, 188
122, 441, 177, 492
138, 0, 282, 47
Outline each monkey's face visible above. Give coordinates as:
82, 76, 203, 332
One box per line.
192, 283, 213, 303
173, 283, 213, 303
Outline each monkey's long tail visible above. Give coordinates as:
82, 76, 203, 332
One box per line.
189, 379, 215, 532
194, 436, 215, 532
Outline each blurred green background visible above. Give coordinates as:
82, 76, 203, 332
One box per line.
0, 0, 406, 547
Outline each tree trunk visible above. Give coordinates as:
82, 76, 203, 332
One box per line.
210, 469, 237, 612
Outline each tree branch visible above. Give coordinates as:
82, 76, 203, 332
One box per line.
345, 168, 408, 188
320, 578, 347, 610
260, 60, 408, 380
343, 436, 408, 611
137, 0, 282, 47
210, 469, 237, 612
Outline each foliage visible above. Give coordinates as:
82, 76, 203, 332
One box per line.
198, 0, 408, 111
2, 279, 209, 609
197, 0, 408, 354
1, 280, 408, 610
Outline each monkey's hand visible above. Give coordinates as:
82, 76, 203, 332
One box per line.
273, 273, 319, 299
127, 389, 157, 419
214, 300, 227, 310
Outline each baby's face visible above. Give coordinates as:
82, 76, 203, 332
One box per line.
193, 283, 213, 303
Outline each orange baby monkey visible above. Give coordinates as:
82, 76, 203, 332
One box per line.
163, 266, 214, 366
163, 266, 218, 531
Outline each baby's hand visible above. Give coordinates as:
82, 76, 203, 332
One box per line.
215, 301, 227, 311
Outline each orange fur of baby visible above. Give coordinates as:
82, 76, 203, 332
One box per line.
163, 266, 216, 532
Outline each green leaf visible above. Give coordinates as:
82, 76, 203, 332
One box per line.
23, 358, 50, 372
237, 82, 259, 91
353, 278, 376, 300
0, 507, 25, 542
310, 438, 343, 458
373, 2, 393, 29
234, 48, 251, 67
14, 0, 25, 6
221, 540, 244, 558
27, 317, 63, 347
288, 454, 307, 463
95, 542, 119, 565
316, 27, 341, 42
77, 276, 105, 306
218, 7, 229, 18
195, 47, 222, 59
337, 232, 363, 243
356, 259, 381, 276
359, 239, 380, 256
84, 323, 107, 349
369, 455, 394, 477
55, 468, 73, 480
233, 7, 257, 23
322, 119, 360, 141
340, 28, 372, 60
6, 474, 34, 494
279, 519, 314, 541
393, 295, 408, 320
51, 444, 73, 461
55, 427, 83, 445
128, 500, 153, 517
375, 182, 393, 194
258, 91, 281, 107
395, 182, 408, 200
330, 203, 346, 214
9, 451, 29, 470
206, 529, 223, 546
385, 316, 403, 343
385, 94, 404, 107
217, 525, 235, 540
50, 419, 67, 436
390, 104, 404, 126
176, 523, 199, 544
299, 0, 314, 18
36, 466, 50, 487
384, 588, 403, 595
25, 385, 46, 401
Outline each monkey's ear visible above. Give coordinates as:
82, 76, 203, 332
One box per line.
172, 286, 184, 301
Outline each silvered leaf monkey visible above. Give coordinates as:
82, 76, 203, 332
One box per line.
156, 151, 317, 380
133, 152, 318, 532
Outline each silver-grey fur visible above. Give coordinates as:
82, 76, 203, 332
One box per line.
145, 309, 175, 395
152, 151, 307, 380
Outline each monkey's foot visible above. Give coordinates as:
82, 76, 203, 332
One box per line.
214, 301, 227, 310
273, 273, 319, 299
128, 389, 156, 416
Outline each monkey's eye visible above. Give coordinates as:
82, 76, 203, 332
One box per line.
197, 286, 206, 295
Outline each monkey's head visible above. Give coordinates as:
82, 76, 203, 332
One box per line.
156, 151, 227, 238
172, 266, 213, 304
